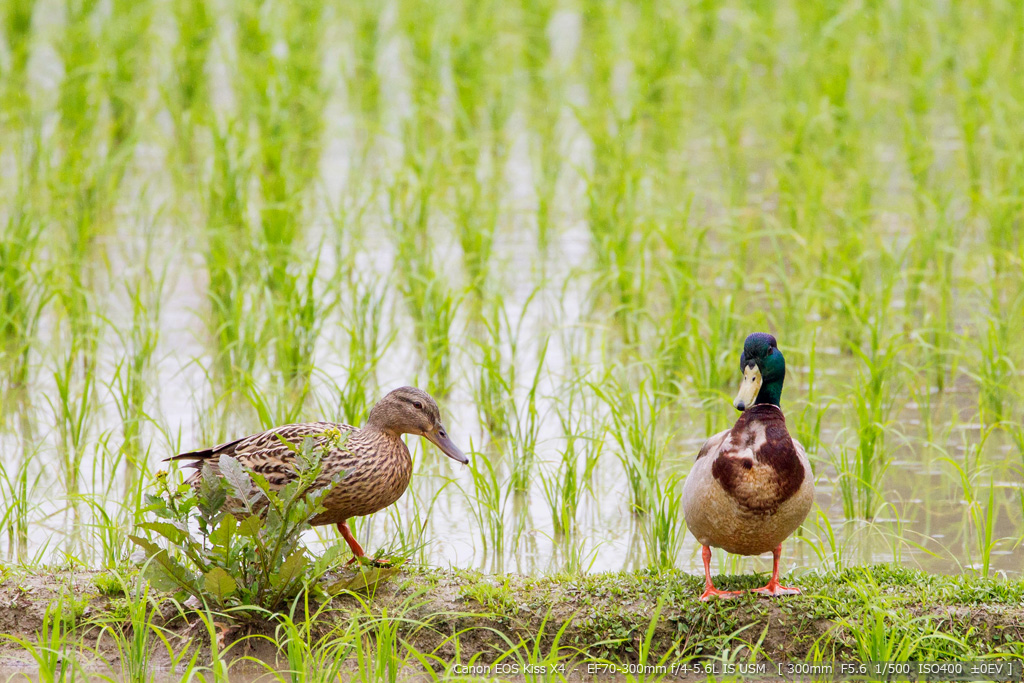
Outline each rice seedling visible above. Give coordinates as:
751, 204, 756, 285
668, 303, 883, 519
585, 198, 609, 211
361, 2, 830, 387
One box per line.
580, 135, 649, 342
346, 0, 382, 134
235, 0, 325, 271
473, 291, 545, 444
650, 208, 702, 387
789, 332, 825, 456
264, 253, 331, 398
684, 296, 741, 436
497, 608, 587, 683
799, 510, 845, 574
636, 472, 685, 570
386, 169, 460, 397
0, 444, 40, 560
449, 1, 515, 296
108, 261, 164, 494
50, 343, 98, 553
972, 316, 1015, 427
0, 592, 87, 683
397, 0, 446, 143
104, 0, 152, 175
168, 0, 214, 155
56, 0, 103, 161
0, 203, 48, 420
905, 332, 946, 447
505, 340, 548, 494
81, 494, 135, 569
466, 450, 509, 573
262, 599, 352, 683
837, 601, 973, 662
942, 457, 1006, 578
474, 318, 513, 442
330, 273, 392, 426
592, 367, 672, 517
836, 327, 904, 520
541, 381, 600, 542
1, 0, 36, 101
90, 571, 198, 683
204, 119, 262, 388
521, 0, 562, 253
54, 0, 117, 279
381, 475, 453, 567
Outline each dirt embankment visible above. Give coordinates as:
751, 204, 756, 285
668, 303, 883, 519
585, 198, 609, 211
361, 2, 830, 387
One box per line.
0, 565, 1021, 671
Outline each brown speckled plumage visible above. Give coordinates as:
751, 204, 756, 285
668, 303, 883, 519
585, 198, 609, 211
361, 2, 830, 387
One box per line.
168, 387, 467, 558
171, 421, 412, 523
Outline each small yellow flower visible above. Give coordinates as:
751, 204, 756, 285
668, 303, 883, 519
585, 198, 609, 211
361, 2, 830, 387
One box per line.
323, 427, 345, 449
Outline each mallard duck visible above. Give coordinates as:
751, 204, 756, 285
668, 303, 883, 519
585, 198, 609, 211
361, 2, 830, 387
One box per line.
168, 386, 468, 563
682, 333, 814, 600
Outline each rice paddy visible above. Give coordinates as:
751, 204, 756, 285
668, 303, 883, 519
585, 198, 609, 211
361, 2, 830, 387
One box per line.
0, 0, 1023, 677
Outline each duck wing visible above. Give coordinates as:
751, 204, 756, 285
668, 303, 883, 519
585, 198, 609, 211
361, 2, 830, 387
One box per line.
167, 421, 356, 489
695, 429, 731, 461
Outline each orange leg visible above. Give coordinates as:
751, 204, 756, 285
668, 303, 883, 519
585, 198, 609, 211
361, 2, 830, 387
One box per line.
338, 520, 390, 567
338, 521, 364, 559
699, 545, 742, 601
751, 544, 801, 597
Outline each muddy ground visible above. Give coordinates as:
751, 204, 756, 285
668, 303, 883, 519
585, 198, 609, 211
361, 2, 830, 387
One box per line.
0, 565, 1020, 674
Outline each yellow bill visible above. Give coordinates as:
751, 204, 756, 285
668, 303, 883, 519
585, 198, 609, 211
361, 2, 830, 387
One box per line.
733, 364, 762, 411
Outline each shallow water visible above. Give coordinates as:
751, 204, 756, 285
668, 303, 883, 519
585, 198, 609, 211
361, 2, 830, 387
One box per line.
0, 0, 1021, 582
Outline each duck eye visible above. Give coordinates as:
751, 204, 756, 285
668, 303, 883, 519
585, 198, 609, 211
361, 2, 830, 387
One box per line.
413, 401, 423, 410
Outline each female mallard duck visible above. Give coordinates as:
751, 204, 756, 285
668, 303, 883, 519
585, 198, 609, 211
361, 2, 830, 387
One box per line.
682, 333, 814, 600
168, 386, 468, 563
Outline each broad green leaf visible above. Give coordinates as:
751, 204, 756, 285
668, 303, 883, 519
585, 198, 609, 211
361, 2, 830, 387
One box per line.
279, 480, 302, 507
326, 566, 399, 595
250, 471, 275, 504
145, 563, 182, 593
270, 550, 307, 589
129, 534, 162, 557
209, 513, 236, 547
199, 465, 228, 515
236, 514, 262, 538
130, 535, 199, 593
138, 522, 188, 545
143, 493, 168, 511
219, 455, 252, 500
204, 567, 237, 603
200, 464, 224, 496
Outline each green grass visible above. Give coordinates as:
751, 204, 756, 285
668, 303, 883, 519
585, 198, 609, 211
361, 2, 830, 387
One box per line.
0, 566, 1021, 678
0, 0, 1023, 674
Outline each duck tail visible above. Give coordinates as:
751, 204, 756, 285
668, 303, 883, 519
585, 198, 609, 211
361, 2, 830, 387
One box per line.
165, 437, 245, 467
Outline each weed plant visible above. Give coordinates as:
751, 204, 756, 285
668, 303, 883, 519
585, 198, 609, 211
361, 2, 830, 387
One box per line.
134, 437, 347, 613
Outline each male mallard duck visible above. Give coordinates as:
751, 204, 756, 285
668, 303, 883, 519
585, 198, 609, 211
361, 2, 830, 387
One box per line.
168, 386, 468, 563
682, 333, 814, 600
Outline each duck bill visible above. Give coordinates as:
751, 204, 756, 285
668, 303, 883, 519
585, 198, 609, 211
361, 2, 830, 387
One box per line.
425, 427, 469, 464
733, 365, 762, 411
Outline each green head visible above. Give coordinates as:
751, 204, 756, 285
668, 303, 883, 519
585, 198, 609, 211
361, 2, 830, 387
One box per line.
733, 332, 786, 410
